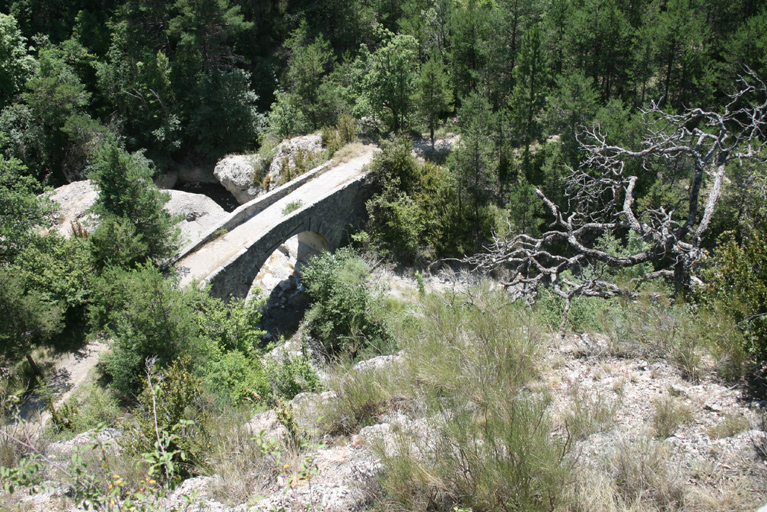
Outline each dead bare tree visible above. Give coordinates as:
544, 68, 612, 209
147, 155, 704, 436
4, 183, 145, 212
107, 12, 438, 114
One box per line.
464, 75, 767, 334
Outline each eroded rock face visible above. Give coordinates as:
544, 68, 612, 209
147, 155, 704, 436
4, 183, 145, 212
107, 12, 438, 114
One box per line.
44, 180, 228, 245
267, 134, 323, 178
214, 134, 324, 205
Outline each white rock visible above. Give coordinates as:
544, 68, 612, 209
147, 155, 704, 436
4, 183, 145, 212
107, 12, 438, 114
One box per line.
213, 154, 267, 204
165, 189, 228, 244
44, 180, 228, 245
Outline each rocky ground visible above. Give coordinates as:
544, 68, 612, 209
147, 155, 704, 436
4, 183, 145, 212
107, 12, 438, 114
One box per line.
6, 274, 766, 511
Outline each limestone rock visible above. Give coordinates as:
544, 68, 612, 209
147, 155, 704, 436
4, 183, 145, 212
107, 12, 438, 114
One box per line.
44, 179, 99, 236
252, 443, 381, 512
44, 180, 228, 245
267, 134, 323, 178
47, 428, 122, 458
213, 154, 268, 204
165, 189, 229, 245
214, 135, 324, 205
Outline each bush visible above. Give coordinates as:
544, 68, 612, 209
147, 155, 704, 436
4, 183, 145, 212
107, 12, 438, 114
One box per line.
123, 357, 210, 481
203, 350, 270, 404
90, 264, 211, 395
652, 395, 693, 439
704, 231, 767, 365
366, 284, 569, 512
365, 180, 423, 263
266, 351, 321, 401
301, 248, 390, 357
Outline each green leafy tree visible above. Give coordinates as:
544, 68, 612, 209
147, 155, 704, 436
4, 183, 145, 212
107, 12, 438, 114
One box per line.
0, 268, 63, 373
706, 232, 767, 364
88, 139, 180, 268
545, 69, 600, 166
564, 0, 634, 101
186, 68, 263, 159
0, 13, 35, 109
450, 92, 495, 238
0, 153, 54, 263
414, 55, 453, 148
168, 0, 253, 73
96, 36, 181, 158
267, 89, 309, 140
369, 134, 420, 193
366, 180, 424, 263
510, 23, 549, 151
11, 234, 93, 343
21, 42, 105, 183
641, 0, 715, 108
282, 23, 337, 129
449, 0, 490, 100
358, 27, 418, 133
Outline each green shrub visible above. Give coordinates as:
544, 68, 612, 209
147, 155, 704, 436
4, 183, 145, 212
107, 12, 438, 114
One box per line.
90, 264, 212, 395
302, 248, 390, 357
266, 351, 321, 401
123, 357, 210, 481
704, 231, 767, 365
365, 180, 423, 263
203, 350, 270, 404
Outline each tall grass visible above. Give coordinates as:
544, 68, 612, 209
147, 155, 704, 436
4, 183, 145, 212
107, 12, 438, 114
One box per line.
333, 283, 574, 512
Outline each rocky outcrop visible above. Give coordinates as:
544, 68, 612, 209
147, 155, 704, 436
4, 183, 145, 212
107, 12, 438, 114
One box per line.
213, 154, 268, 204
44, 180, 99, 236
45, 180, 228, 244
267, 134, 323, 178
164, 189, 229, 245
214, 135, 324, 205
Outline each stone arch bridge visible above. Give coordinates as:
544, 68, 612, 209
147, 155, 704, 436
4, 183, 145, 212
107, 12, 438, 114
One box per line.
173, 148, 375, 300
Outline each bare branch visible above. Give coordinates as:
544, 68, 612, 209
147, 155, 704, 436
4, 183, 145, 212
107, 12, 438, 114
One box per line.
464, 74, 767, 321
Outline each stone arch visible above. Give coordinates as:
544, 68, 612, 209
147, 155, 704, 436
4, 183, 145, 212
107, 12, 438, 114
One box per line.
202, 174, 370, 301
296, 230, 331, 267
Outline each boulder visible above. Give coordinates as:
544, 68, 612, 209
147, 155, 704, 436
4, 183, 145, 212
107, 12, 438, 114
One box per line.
45, 180, 228, 245
267, 134, 323, 178
44, 179, 99, 236
214, 135, 324, 205
213, 154, 268, 204
165, 189, 229, 245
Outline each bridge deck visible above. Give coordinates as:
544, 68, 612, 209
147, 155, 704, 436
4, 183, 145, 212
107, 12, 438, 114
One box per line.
175, 146, 376, 288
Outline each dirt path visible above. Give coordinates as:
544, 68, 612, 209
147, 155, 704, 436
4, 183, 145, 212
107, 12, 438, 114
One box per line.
19, 341, 109, 424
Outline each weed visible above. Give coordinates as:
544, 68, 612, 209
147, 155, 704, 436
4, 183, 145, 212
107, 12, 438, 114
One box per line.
562, 382, 619, 441
652, 394, 693, 439
610, 437, 685, 510
206, 409, 278, 505
319, 363, 394, 436
363, 284, 569, 512
281, 200, 303, 216
707, 411, 750, 439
